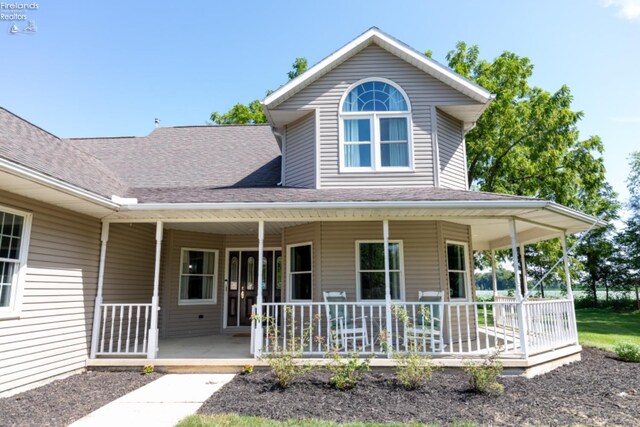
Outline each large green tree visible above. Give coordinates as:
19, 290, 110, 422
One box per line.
445, 42, 607, 212
614, 152, 640, 308
209, 57, 308, 125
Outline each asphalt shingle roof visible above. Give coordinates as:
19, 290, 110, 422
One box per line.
0, 107, 537, 206
0, 107, 126, 197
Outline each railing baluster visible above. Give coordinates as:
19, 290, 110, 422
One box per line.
142, 305, 149, 354
134, 305, 141, 353
447, 304, 453, 354
465, 304, 471, 353
126, 305, 132, 353
109, 305, 115, 353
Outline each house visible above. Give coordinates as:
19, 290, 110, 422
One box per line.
0, 28, 601, 395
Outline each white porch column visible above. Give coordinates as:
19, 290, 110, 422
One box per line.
147, 221, 163, 359
90, 222, 109, 358
490, 249, 498, 298
560, 233, 573, 300
519, 244, 528, 294
383, 220, 393, 355
509, 218, 529, 356
255, 220, 265, 357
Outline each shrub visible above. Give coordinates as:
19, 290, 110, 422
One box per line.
327, 351, 370, 390
242, 364, 254, 374
463, 355, 504, 395
142, 364, 154, 375
394, 352, 435, 390
614, 342, 640, 363
261, 353, 312, 388
256, 306, 316, 388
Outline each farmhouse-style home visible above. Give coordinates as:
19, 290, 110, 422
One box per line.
0, 28, 601, 395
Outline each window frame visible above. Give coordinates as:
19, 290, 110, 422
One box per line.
355, 240, 405, 302
286, 242, 313, 302
445, 240, 471, 301
0, 205, 32, 320
338, 77, 414, 173
178, 247, 219, 306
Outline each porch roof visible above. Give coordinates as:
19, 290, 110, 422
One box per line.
103, 188, 604, 251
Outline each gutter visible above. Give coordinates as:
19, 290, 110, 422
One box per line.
0, 158, 120, 210
120, 199, 551, 211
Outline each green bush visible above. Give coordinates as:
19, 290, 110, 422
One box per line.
142, 364, 154, 375
327, 352, 370, 390
262, 353, 313, 388
614, 342, 640, 362
394, 352, 435, 390
463, 356, 504, 395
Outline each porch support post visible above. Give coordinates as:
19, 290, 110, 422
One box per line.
383, 220, 392, 356
255, 220, 265, 357
509, 219, 529, 357
490, 249, 498, 298
560, 233, 573, 300
519, 244, 528, 295
90, 222, 109, 358
147, 221, 163, 359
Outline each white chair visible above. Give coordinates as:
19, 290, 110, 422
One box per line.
405, 291, 444, 351
323, 291, 369, 351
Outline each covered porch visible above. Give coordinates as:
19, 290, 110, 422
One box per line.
87, 201, 599, 367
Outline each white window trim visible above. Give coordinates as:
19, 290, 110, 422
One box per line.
178, 247, 218, 306
0, 204, 32, 320
338, 77, 414, 173
446, 240, 471, 301
355, 240, 405, 302
286, 242, 313, 302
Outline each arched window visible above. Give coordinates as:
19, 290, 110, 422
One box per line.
340, 79, 411, 171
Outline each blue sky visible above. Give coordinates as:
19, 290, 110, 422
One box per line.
1, 0, 638, 203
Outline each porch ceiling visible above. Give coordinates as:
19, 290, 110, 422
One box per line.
104, 200, 603, 251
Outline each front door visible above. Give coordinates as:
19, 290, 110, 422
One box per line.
227, 250, 282, 327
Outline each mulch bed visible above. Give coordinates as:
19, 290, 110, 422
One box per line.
199, 347, 640, 426
0, 371, 162, 427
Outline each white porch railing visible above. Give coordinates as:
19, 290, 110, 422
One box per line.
95, 303, 152, 356
252, 299, 578, 358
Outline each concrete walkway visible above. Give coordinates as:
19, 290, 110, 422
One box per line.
69, 373, 235, 427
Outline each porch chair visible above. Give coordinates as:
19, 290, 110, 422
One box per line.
322, 291, 369, 352
404, 291, 444, 352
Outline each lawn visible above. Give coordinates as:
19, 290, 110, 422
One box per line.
177, 414, 475, 427
575, 308, 640, 351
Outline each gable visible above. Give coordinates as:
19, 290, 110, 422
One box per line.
277, 44, 477, 111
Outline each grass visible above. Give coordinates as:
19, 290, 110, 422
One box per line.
575, 308, 640, 351
176, 414, 478, 427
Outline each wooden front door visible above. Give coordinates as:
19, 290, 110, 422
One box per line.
227, 250, 282, 327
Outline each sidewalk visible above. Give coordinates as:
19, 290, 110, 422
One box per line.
69, 373, 235, 427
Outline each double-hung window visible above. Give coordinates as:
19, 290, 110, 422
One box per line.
0, 206, 32, 318
179, 249, 218, 305
447, 242, 469, 300
356, 241, 404, 301
340, 79, 412, 171
288, 243, 312, 301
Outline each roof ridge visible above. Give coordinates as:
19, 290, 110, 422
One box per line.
67, 136, 139, 140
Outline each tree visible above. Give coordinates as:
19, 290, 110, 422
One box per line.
614, 152, 640, 309
445, 42, 607, 213
209, 57, 308, 125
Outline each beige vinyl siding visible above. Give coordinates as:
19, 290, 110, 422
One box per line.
282, 223, 321, 302
437, 109, 467, 190
0, 190, 100, 395
284, 112, 316, 188
320, 221, 442, 300
160, 229, 223, 338
102, 223, 155, 303
278, 45, 475, 188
